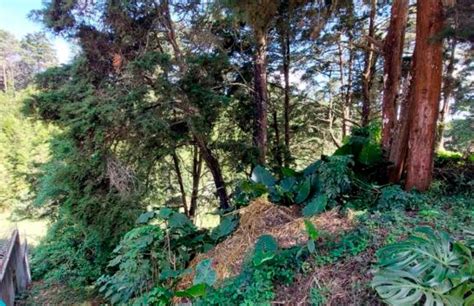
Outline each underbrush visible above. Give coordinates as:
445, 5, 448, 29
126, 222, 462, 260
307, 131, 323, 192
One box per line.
25, 127, 473, 305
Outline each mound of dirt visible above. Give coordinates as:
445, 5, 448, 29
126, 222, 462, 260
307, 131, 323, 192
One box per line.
178, 198, 354, 289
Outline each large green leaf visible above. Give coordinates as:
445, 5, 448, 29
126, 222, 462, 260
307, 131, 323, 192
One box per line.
295, 177, 311, 204
251, 165, 276, 187
372, 227, 474, 306
304, 219, 319, 240
210, 215, 238, 241
175, 283, 207, 298
136, 211, 156, 224
253, 235, 278, 266
302, 194, 327, 217
193, 259, 217, 286
279, 176, 296, 193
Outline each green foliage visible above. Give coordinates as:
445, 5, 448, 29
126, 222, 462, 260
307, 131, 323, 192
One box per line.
303, 194, 328, 217
334, 124, 382, 167
196, 246, 302, 305
316, 227, 371, 265
0, 90, 56, 212
237, 155, 353, 214
253, 235, 279, 266
251, 165, 276, 187
97, 208, 223, 304
97, 225, 166, 304
372, 227, 474, 306
31, 217, 107, 288
193, 259, 217, 286
309, 285, 328, 306
375, 185, 426, 211
316, 155, 353, 201
304, 220, 319, 254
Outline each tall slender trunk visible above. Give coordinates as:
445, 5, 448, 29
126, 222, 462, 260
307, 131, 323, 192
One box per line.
345, 32, 354, 134
282, 31, 291, 166
253, 30, 268, 165
172, 151, 188, 216
361, 0, 377, 127
159, 0, 230, 209
382, 0, 409, 154
436, 39, 456, 151
389, 70, 414, 183
337, 35, 348, 139
405, 0, 444, 191
272, 110, 282, 167
189, 144, 202, 218
194, 134, 229, 209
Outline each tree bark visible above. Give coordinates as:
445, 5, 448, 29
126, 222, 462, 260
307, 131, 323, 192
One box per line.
172, 151, 188, 216
282, 30, 291, 166
436, 39, 456, 151
194, 134, 229, 210
337, 34, 348, 138
189, 144, 202, 218
253, 30, 269, 165
381, 0, 409, 153
388, 70, 414, 183
345, 32, 354, 135
405, 0, 444, 191
272, 110, 283, 167
361, 0, 377, 127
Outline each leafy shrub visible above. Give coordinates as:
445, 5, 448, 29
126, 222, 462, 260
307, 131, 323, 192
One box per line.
372, 227, 474, 305
31, 217, 107, 288
375, 185, 426, 211
195, 235, 304, 305
334, 124, 382, 167
97, 207, 229, 304
433, 152, 474, 195
316, 227, 371, 265
235, 155, 353, 216
309, 285, 328, 306
96, 225, 166, 303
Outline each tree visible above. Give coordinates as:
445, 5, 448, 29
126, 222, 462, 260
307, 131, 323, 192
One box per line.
381, 0, 409, 153
228, 0, 280, 165
436, 39, 456, 150
361, 0, 377, 127
0, 30, 57, 91
404, 0, 445, 191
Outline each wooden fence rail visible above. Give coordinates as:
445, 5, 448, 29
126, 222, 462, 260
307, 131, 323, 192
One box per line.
0, 229, 31, 306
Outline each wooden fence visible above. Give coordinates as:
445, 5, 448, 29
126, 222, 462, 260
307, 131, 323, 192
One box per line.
0, 229, 31, 306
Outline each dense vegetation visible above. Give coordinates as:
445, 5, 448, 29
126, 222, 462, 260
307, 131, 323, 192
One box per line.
0, 0, 473, 305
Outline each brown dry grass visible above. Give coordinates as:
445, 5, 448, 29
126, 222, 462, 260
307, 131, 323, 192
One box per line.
177, 198, 354, 290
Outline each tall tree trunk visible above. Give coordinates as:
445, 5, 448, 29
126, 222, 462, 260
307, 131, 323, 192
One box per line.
388, 70, 414, 183
159, 0, 230, 209
405, 0, 444, 191
189, 144, 202, 218
337, 34, 349, 139
272, 110, 282, 167
361, 0, 377, 127
436, 39, 456, 151
381, 0, 409, 153
172, 151, 188, 216
194, 134, 229, 210
282, 31, 291, 166
253, 30, 269, 165
345, 32, 354, 135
